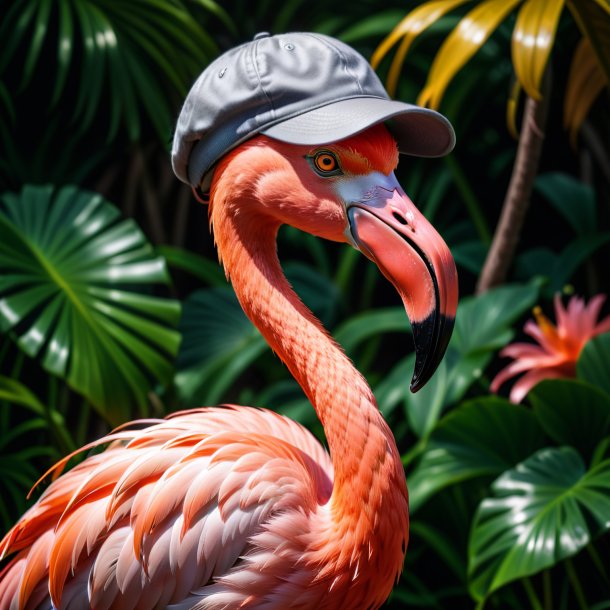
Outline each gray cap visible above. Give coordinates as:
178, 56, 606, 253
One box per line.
172, 32, 455, 188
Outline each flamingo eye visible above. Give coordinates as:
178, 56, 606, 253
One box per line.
308, 150, 342, 176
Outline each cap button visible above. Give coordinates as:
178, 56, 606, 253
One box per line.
253, 32, 271, 40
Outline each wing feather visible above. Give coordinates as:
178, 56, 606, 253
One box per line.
0, 407, 331, 609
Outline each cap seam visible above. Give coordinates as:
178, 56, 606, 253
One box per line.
252, 37, 276, 120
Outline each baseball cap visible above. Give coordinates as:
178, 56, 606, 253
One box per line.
172, 32, 455, 189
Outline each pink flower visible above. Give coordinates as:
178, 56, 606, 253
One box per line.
491, 294, 610, 403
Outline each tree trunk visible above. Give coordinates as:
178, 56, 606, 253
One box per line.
476, 85, 551, 294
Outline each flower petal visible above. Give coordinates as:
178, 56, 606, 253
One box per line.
508, 367, 564, 403
500, 342, 547, 359
490, 357, 546, 393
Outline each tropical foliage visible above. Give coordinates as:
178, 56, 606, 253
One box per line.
1, 1, 609, 609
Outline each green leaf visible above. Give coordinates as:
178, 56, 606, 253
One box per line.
22, 0, 52, 87
403, 354, 448, 438
409, 397, 545, 512
0, 185, 180, 424
535, 173, 596, 236
284, 262, 340, 326
253, 379, 317, 430
0, 375, 45, 415
443, 347, 490, 406
451, 282, 540, 355
451, 240, 487, 275
529, 379, 610, 462
3, 0, 223, 143
158, 245, 226, 287
334, 307, 409, 354
436, 282, 541, 406
577, 332, 610, 397
515, 247, 558, 282
375, 357, 411, 419
549, 233, 610, 293
174, 262, 338, 407
174, 287, 266, 407
468, 447, 610, 600
410, 520, 467, 582
337, 10, 408, 43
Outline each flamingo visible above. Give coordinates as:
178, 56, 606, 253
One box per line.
0, 82, 457, 610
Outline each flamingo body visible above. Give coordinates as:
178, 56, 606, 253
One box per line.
0, 125, 456, 609
0, 406, 404, 610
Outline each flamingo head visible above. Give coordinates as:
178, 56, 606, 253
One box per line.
210, 123, 458, 391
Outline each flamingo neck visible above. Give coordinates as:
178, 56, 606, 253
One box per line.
209, 190, 408, 538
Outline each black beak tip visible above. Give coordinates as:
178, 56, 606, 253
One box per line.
409, 314, 455, 393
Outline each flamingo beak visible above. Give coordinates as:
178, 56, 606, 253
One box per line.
346, 182, 458, 392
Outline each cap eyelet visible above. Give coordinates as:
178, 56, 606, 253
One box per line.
284, 43, 295, 51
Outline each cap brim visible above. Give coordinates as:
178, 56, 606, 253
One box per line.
261, 96, 455, 158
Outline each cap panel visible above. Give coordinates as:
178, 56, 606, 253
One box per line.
251, 34, 378, 130
172, 41, 269, 183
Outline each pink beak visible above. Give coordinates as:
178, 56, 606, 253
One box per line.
347, 186, 458, 391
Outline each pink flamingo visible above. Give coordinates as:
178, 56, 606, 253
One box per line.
0, 35, 457, 610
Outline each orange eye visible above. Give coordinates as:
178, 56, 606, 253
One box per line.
309, 151, 342, 176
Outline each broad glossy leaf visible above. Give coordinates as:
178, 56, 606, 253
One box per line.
253, 379, 317, 430
387, 283, 540, 414
283, 262, 340, 327
418, 0, 522, 108
403, 354, 448, 438
443, 348, 490, 406
0, 185, 180, 424
174, 287, 266, 407
468, 447, 610, 600
450, 282, 540, 355
375, 357, 411, 418
535, 172, 596, 236
512, 0, 565, 100
174, 257, 342, 407
529, 379, 610, 462
451, 240, 487, 275
577, 332, 610, 396
515, 247, 556, 283
158, 245, 226, 287
564, 37, 608, 145
409, 397, 545, 512
548, 233, 610, 293
334, 308, 409, 355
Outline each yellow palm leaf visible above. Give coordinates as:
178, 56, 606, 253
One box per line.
506, 79, 523, 139
417, 0, 522, 109
371, 0, 473, 96
568, 0, 610, 82
512, 0, 566, 100
564, 37, 607, 145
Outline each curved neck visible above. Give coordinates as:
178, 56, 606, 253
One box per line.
209, 188, 407, 527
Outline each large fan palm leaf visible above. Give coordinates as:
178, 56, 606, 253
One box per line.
0, 185, 180, 424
